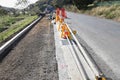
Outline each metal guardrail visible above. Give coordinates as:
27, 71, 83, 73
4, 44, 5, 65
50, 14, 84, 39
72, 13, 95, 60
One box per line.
0, 16, 43, 60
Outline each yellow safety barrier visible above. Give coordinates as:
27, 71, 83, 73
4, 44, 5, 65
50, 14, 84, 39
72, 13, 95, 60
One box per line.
72, 30, 77, 35
55, 8, 76, 39
58, 18, 64, 31
55, 15, 60, 22
60, 23, 71, 39
95, 76, 107, 80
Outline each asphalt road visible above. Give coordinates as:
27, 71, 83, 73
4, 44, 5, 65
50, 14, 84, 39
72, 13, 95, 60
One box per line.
0, 17, 58, 80
65, 12, 120, 80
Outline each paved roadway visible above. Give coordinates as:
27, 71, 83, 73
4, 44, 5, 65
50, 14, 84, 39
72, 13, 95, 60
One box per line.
65, 12, 120, 80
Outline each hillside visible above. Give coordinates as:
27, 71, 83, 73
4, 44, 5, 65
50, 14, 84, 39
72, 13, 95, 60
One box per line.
78, 1, 120, 22
63, 0, 120, 22
0, 5, 16, 16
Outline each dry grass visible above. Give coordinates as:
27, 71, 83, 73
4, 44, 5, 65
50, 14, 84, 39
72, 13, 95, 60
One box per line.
64, 2, 120, 22
90, 5, 120, 20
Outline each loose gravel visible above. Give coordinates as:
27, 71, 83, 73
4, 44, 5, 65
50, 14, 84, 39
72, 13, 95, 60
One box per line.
0, 17, 58, 80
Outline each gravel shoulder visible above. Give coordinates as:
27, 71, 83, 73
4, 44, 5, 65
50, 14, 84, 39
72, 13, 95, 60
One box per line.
0, 17, 58, 80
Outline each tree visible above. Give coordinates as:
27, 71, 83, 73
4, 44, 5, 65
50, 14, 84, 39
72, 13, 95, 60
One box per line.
73, 0, 95, 9
0, 6, 8, 16
16, 0, 29, 9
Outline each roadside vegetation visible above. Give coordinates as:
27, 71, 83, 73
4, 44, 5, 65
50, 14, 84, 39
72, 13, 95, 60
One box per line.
80, 1, 120, 21
0, 15, 25, 32
0, 0, 51, 44
0, 0, 40, 44
0, 15, 38, 43
64, 0, 120, 22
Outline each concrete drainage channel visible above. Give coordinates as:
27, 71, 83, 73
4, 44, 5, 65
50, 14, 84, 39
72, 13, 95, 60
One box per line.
0, 15, 44, 61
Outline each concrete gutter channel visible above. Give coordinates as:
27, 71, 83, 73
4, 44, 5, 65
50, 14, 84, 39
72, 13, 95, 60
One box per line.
0, 15, 44, 61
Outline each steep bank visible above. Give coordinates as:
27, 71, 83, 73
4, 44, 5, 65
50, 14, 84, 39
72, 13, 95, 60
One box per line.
64, 1, 120, 22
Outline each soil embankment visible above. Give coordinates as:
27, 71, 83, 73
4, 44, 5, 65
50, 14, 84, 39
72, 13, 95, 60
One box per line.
0, 17, 58, 80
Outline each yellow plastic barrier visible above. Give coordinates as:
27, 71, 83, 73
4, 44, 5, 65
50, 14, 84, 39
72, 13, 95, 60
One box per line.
95, 76, 107, 80
61, 23, 71, 39
55, 15, 60, 22
55, 9, 74, 39
58, 18, 64, 31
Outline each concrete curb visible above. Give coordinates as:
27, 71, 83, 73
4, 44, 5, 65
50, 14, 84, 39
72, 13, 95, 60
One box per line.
0, 16, 43, 60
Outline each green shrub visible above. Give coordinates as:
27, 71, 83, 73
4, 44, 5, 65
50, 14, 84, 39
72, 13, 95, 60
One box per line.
0, 15, 26, 32
0, 15, 38, 42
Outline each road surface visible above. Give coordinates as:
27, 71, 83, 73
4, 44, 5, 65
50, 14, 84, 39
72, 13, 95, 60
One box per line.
65, 12, 120, 80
